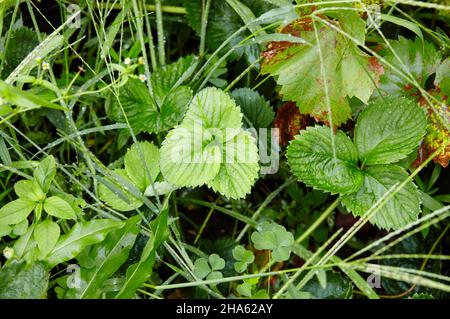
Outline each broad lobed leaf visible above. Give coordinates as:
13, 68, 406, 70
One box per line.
230, 87, 274, 129
207, 131, 260, 199
261, 16, 382, 126
160, 87, 259, 199
355, 97, 427, 166
287, 126, 363, 194
341, 165, 421, 230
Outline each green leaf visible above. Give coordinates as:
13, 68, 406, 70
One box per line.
144, 181, 178, 197
377, 37, 441, 96
207, 131, 260, 199
412, 293, 434, 299
44, 196, 77, 220
160, 88, 260, 199
159, 88, 238, 188
379, 15, 424, 42
34, 219, 60, 257
236, 282, 253, 297
182, 87, 242, 131
341, 165, 421, 230
12, 219, 29, 236
5, 30, 64, 83
355, 97, 427, 166
328, 8, 366, 43
261, 18, 381, 126
287, 126, 363, 194
160, 126, 222, 187
0, 80, 67, 112
66, 215, 140, 299
193, 258, 211, 280
150, 54, 196, 105
0, 198, 36, 225
107, 81, 191, 134
302, 271, 352, 299
206, 270, 223, 281
0, 261, 48, 299
251, 222, 294, 262
209, 253, 226, 271
232, 245, 255, 273
98, 169, 143, 212
13, 225, 36, 259
230, 88, 275, 128
107, 57, 194, 134
56, 192, 86, 216
0, 224, 12, 237
45, 219, 124, 268
14, 180, 44, 202
33, 155, 56, 193
1, 27, 39, 77
115, 204, 169, 298
193, 254, 225, 280
124, 141, 160, 191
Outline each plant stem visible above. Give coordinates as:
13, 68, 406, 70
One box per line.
94, 3, 187, 15
155, 0, 166, 66
194, 199, 217, 244
295, 197, 340, 244
131, 0, 154, 98
143, 3, 158, 71
199, 0, 211, 57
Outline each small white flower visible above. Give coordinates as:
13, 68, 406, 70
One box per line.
138, 57, 145, 65
3, 247, 14, 259
138, 74, 147, 82
124, 57, 132, 65
42, 62, 50, 70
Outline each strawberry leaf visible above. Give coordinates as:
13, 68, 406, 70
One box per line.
287, 126, 363, 194
355, 97, 427, 166
261, 17, 381, 126
160, 87, 259, 199
341, 165, 421, 231
230, 88, 274, 128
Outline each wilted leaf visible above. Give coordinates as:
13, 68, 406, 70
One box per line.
262, 17, 382, 126
273, 101, 312, 146
377, 37, 441, 97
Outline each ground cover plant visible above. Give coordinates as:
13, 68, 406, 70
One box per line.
0, 0, 449, 299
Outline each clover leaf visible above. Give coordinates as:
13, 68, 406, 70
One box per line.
251, 222, 294, 262
232, 245, 255, 273
193, 253, 226, 281
235, 277, 268, 298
